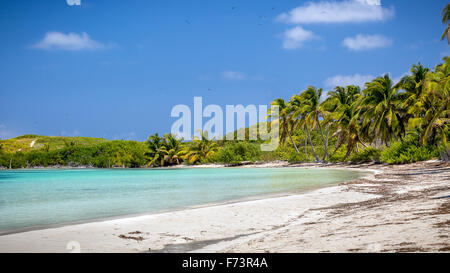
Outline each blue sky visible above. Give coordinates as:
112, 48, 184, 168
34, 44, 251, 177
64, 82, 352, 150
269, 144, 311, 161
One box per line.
0, 0, 448, 140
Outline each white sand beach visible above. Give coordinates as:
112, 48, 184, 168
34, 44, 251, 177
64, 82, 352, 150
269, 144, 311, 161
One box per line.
0, 161, 448, 253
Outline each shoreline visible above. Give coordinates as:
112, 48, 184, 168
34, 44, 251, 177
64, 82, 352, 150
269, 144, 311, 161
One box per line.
0, 161, 448, 253
0, 165, 371, 236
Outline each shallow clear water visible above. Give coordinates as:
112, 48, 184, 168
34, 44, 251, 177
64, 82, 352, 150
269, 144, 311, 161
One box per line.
0, 168, 363, 232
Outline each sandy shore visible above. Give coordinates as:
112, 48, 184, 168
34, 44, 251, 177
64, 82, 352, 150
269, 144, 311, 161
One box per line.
0, 161, 448, 253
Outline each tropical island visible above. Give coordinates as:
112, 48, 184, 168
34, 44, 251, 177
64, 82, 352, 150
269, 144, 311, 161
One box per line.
0, 1, 449, 254
1, 56, 448, 169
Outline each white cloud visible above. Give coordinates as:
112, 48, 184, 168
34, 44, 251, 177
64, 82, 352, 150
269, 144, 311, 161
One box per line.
325, 74, 374, 88
32, 32, 108, 51
221, 71, 245, 80
342, 34, 392, 51
66, 0, 81, 6
277, 0, 393, 24
282, 26, 317, 49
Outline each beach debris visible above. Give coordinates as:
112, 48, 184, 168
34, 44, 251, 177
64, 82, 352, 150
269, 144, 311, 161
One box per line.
118, 234, 144, 241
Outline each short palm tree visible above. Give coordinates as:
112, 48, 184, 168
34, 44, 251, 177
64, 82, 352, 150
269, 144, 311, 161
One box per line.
182, 131, 219, 164
160, 134, 185, 165
146, 133, 165, 167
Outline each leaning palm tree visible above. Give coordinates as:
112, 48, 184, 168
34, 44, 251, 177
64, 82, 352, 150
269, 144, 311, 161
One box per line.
300, 86, 329, 161
441, 4, 450, 44
270, 98, 300, 153
358, 75, 403, 146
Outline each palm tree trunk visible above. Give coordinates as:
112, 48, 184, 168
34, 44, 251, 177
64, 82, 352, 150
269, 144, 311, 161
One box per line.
288, 130, 300, 154
304, 132, 308, 156
316, 117, 329, 160
322, 126, 331, 161
306, 125, 320, 162
331, 141, 343, 158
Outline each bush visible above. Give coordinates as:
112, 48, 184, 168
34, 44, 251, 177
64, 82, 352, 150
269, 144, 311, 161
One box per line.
349, 147, 382, 163
214, 142, 260, 164
287, 151, 311, 163
380, 141, 439, 164
328, 146, 348, 162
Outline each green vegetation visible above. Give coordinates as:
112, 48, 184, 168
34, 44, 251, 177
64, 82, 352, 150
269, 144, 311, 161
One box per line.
213, 142, 261, 164
380, 141, 440, 164
1, 57, 448, 169
1, 8, 448, 169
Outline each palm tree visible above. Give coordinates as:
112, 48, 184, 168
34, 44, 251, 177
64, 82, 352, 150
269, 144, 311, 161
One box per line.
395, 63, 430, 137
323, 85, 364, 158
160, 134, 185, 165
396, 63, 429, 108
411, 57, 450, 146
300, 86, 329, 161
358, 75, 403, 146
441, 4, 450, 44
146, 133, 165, 167
270, 98, 300, 153
182, 131, 219, 164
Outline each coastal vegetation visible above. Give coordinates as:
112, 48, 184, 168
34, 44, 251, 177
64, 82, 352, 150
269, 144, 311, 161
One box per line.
1, 6, 449, 169
1, 57, 447, 169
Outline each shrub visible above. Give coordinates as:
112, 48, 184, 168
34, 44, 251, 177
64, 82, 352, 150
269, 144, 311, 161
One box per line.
349, 147, 382, 163
328, 146, 348, 162
380, 141, 439, 164
214, 142, 260, 164
287, 151, 311, 163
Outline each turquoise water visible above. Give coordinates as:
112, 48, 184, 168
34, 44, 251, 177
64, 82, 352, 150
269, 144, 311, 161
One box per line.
0, 168, 362, 232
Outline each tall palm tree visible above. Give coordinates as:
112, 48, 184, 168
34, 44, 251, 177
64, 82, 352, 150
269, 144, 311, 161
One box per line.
323, 85, 364, 158
300, 86, 329, 161
395, 63, 430, 137
411, 57, 450, 146
441, 4, 450, 44
270, 98, 300, 153
396, 63, 429, 108
358, 75, 403, 146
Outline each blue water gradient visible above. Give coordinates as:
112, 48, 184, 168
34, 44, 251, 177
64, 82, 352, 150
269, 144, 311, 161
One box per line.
0, 168, 363, 232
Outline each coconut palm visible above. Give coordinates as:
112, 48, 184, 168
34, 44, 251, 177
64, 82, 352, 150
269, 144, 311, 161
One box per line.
146, 133, 185, 166
182, 131, 219, 164
146, 133, 165, 167
270, 98, 300, 153
396, 63, 429, 108
441, 4, 450, 44
323, 85, 365, 158
299, 86, 329, 161
358, 75, 403, 146
160, 134, 185, 165
411, 57, 450, 146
